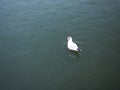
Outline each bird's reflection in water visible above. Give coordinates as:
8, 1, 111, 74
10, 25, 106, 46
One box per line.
68, 50, 80, 59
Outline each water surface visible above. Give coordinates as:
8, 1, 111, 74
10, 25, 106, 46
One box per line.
0, 0, 120, 89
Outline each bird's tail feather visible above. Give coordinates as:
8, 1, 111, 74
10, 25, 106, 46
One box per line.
77, 48, 82, 51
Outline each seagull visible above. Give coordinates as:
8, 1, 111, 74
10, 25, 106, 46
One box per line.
67, 36, 79, 51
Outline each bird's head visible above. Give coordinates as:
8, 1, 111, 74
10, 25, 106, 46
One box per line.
67, 36, 72, 41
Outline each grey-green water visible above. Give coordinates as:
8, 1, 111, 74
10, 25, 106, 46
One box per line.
0, 0, 120, 89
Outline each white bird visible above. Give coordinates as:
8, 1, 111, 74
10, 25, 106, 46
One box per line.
67, 36, 79, 51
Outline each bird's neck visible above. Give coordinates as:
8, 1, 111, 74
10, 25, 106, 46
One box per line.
69, 39, 73, 42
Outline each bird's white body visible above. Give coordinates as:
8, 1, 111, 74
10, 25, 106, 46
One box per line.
67, 36, 79, 51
